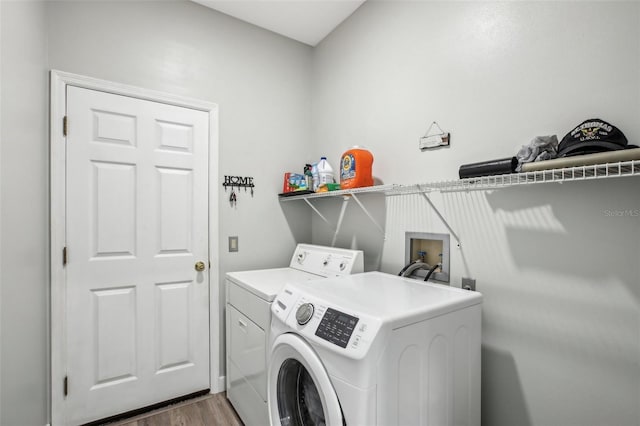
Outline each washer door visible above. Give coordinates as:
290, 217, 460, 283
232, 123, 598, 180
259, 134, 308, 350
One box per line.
268, 333, 344, 426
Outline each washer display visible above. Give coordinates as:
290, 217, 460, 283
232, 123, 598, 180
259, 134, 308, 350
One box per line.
315, 308, 359, 349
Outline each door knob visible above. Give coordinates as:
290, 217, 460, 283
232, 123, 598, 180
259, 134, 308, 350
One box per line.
195, 261, 206, 272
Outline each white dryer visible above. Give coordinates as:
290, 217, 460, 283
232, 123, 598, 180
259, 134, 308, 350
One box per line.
225, 244, 364, 426
269, 271, 483, 426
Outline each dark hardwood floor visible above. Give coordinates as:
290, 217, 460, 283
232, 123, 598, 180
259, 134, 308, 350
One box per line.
105, 393, 244, 426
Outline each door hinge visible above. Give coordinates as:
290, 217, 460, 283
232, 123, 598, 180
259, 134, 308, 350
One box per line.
63, 116, 68, 137
63, 247, 68, 266
63, 376, 68, 397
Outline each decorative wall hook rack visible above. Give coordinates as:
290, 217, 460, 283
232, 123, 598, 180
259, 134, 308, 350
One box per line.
223, 175, 255, 206
223, 175, 255, 190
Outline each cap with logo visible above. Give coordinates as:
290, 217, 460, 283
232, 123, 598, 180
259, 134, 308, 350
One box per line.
557, 118, 628, 157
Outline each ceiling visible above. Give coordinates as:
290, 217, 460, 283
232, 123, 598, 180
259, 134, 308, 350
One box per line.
192, 0, 366, 46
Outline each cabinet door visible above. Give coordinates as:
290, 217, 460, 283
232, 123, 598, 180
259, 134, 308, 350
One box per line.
228, 305, 267, 400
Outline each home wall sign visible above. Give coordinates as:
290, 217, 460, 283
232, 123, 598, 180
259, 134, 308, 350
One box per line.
223, 175, 255, 206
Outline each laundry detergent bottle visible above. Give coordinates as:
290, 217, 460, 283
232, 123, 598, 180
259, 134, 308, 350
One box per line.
340, 147, 374, 189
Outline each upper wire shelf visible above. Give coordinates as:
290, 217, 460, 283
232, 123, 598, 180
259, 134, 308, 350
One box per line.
423, 159, 640, 193
278, 183, 399, 201
278, 160, 640, 200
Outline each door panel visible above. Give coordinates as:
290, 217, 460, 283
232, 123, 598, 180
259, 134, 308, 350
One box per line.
91, 286, 137, 387
92, 109, 137, 146
65, 85, 209, 425
157, 167, 193, 254
156, 120, 193, 152
156, 281, 193, 371
91, 161, 137, 257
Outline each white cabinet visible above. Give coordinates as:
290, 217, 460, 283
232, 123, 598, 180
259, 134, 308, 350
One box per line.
228, 305, 266, 400
225, 279, 271, 425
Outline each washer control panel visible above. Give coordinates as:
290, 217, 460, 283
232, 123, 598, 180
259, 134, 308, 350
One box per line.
289, 244, 364, 277
315, 308, 358, 348
272, 284, 380, 359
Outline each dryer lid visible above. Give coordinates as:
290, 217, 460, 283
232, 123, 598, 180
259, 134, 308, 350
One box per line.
226, 268, 322, 302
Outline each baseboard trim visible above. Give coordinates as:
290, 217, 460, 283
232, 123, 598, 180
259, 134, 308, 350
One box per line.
212, 375, 226, 393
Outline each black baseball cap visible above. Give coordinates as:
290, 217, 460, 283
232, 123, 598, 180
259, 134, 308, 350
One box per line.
557, 118, 628, 157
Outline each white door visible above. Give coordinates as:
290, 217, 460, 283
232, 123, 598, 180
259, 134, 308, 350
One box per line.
64, 86, 210, 425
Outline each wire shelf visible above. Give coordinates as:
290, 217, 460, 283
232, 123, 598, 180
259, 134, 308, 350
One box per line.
278, 183, 399, 201
277, 160, 639, 248
278, 160, 640, 201
426, 159, 640, 193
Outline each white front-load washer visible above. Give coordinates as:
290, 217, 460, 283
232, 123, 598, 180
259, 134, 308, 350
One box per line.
268, 271, 483, 426
225, 244, 364, 426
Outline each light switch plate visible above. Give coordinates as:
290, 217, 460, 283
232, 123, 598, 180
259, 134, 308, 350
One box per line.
229, 236, 238, 252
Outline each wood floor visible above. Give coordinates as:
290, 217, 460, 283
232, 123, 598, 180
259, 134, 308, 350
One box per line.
105, 393, 244, 426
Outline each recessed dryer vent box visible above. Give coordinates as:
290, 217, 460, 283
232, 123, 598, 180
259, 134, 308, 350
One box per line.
404, 232, 450, 283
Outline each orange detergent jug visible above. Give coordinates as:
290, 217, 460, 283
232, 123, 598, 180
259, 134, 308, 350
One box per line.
340, 147, 374, 189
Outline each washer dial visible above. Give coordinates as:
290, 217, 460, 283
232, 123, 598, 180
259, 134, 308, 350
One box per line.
295, 303, 315, 325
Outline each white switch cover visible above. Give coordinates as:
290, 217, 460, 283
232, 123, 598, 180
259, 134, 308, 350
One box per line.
229, 236, 238, 252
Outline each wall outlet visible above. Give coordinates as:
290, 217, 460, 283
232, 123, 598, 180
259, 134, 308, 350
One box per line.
229, 236, 238, 252
462, 277, 476, 291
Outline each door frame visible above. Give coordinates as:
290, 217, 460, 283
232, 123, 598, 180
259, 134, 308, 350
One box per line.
49, 70, 221, 426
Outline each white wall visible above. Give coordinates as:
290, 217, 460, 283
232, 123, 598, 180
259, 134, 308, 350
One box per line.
0, 1, 50, 425
311, 1, 639, 179
310, 1, 640, 425
1, 1, 312, 423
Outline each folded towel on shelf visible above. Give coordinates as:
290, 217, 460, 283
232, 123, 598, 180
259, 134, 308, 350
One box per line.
515, 135, 558, 171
